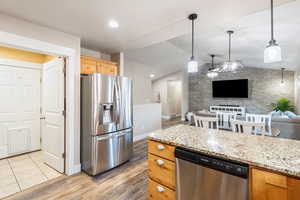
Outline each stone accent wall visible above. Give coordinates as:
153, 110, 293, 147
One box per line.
189, 66, 295, 114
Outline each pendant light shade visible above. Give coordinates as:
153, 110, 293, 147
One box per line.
207, 70, 218, 79
187, 60, 198, 73
264, 0, 282, 63
187, 13, 198, 73
207, 54, 219, 79
219, 30, 243, 73
264, 42, 282, 63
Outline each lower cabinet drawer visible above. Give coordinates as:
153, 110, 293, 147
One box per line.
148, 179, 175, 200
148, 153, 175, 189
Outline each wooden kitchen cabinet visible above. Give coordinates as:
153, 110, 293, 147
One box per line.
81, 55, 118, 75
148, 179, 175, 200
251, 168, 300, 200
148, 140, 175, 161
148, 140, 176, 200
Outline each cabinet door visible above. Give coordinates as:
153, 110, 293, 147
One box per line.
81, 58, 97, 74
96, 62, 102, 73
288, 178, 300, 200
252, 168, 288, 200
148, 179, 175, 200
100, 63, 117, 75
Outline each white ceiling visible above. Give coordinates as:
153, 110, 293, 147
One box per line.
0, 0, 293, 54
126, 0, 300, 79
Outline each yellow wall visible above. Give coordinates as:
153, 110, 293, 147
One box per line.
0, 46, 56, 63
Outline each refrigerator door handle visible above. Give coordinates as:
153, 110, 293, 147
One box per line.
116, 131, 130, 137
113, 80, 121, 124
96, 134, 115, 141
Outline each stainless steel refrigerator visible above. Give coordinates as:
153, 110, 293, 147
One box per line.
81, 74, 133, 175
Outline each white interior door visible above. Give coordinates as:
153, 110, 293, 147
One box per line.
0, 62, 40, 158
42, 58, 65, 173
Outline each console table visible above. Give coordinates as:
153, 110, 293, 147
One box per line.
209, 105, 245, 116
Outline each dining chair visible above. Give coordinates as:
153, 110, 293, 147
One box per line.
232, 120, 266, 135
245, 113, 272, 136
194, 115, 219, 130
216, 112, 237, 129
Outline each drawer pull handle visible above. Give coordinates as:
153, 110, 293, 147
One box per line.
156, 144, 165, 151
156, 159, 164, 166
156, 186, 165, 193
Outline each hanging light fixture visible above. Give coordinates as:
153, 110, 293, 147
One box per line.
207, 54, 219, 79
219, 30, 243, 73
264, 0, 282, 63
187, 13, 198, 73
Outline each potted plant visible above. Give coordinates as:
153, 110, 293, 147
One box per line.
271, 98, 295, 116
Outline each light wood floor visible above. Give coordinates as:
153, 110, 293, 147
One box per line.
5, 139, 148, 200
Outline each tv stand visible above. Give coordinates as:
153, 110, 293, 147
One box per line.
209, 105, 245, 116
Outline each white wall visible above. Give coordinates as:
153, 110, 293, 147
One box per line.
133, 104, 161, 141
123, 56, 162, 140
152, 71, 183, 119
167, 80, 182, 117
124, 57, 153, 104
0, 13, 81, 171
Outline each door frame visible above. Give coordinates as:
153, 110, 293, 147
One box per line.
0, 31, 79, 175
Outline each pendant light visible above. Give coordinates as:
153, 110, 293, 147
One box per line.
207, 54, 219, 79
219, 30, 243, 73
264, 0, 282, 63
187, 13, 198, 73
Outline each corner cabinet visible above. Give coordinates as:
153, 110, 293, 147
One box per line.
80, 55, 118, 75
251, 168, 300, 200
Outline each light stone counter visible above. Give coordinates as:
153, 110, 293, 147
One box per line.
149, 124, 300, 178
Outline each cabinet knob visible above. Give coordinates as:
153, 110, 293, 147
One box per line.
156, 159, 164, 166
156, 144, 165, 151
156, 186, 165, 193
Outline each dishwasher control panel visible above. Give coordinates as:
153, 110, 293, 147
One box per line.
175, 147, 249, 178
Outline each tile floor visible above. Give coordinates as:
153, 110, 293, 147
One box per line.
0, 151, 62, 199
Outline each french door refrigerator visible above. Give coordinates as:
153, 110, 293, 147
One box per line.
81, 74, 133, 175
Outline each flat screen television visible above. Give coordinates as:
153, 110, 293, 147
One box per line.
212, 79, 248, 98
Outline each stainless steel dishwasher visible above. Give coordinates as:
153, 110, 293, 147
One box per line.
176, 147, 249, 200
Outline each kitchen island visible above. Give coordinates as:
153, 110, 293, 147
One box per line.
147, 124, 300, 200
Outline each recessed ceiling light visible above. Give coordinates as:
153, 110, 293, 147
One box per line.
150, 74, 155, 78
108, 20, 119, 28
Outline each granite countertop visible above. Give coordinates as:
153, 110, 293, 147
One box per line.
149, 124, 300, 178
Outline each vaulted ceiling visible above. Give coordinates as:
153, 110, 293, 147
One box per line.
0, 0, 293, 53
0, 0, 298, 78
125, 0, 300, 78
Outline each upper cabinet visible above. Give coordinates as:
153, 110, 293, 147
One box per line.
81, 55, 118, 75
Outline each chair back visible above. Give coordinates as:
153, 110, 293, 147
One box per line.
194, 115, 218, 130
216, 112, 237, 129
245, 113, 272, 135
232, 120, 266, 135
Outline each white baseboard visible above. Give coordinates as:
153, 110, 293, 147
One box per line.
162, 114, 181, 120
68, 164, 81, 175
162, 115, 171, 120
